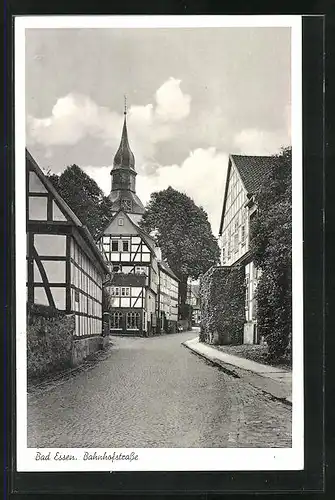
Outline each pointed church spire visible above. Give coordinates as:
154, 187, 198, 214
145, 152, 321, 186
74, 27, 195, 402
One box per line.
113, 97, 135, 170
109, 97, 145, 217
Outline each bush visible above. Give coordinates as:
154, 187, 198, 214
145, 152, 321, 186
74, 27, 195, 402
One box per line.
250, 147, 292, 361
27, 304, 75, 381
199, 266, 245, 345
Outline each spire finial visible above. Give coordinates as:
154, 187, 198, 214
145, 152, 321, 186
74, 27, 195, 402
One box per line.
124, 94, 127, 116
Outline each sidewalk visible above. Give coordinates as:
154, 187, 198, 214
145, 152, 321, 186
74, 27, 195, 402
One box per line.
182, 337, 292, 405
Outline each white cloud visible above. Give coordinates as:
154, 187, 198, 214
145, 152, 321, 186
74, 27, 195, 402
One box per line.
82, 147, 228, 236
26, 77, 191, 168
233, 128, 290, 156
155, 77, 191, 122
27, 94, 122, 147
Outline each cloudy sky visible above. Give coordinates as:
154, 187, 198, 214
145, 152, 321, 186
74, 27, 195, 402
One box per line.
26, 27, 291, 234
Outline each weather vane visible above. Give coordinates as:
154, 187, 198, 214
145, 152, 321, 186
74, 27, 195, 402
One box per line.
124, 94, 127, 115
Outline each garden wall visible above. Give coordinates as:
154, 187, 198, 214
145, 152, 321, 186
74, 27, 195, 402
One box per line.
199, 265, 245, 345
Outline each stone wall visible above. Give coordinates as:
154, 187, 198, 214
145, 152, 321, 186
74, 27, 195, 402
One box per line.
199, 265, 245, 345
27, 304, 75, 381
27, 303, 109, 381
71, 335, 108, 367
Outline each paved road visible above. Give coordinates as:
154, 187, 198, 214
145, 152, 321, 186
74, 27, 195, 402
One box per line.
27, 331, 291, 448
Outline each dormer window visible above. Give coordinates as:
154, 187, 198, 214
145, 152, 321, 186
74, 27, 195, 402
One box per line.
118, 218, 124, 226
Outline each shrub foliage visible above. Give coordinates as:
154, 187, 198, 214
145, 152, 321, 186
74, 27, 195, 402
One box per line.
199, 266, 245, 345
140, 187, 220, 316
250, 147, 292, 361
48, 165, 114, 239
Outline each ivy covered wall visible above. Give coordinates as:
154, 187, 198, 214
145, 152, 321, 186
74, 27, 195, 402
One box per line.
199, 266, 245, 345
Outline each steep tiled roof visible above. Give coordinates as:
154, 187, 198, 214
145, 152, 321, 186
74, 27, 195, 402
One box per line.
158, 260, 179, 281
231, 154, 277, 194
218, 154, 279, 236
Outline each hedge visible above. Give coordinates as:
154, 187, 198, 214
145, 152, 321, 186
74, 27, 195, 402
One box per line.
199, 265, 245, 345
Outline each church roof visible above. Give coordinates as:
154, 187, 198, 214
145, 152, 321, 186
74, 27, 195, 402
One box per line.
108, 189, 145, 214
112, 114, 135, 171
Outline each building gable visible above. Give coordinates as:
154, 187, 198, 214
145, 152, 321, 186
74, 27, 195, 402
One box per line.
219, 156, 250, 266
26, 149, 108, 275
102, 210, 140, 236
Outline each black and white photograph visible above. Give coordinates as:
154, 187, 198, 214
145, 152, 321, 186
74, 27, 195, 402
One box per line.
15, 15, 303, 472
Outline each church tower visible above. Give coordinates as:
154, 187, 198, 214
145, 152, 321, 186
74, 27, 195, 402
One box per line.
109, 98, 145, 223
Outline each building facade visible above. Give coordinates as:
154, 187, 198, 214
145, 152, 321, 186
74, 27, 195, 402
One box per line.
26, 150, 109, 360
158, 261, 179, 333
219, 154, 274, 344
97, 107, 179, 336
97, 209, 160, 336
186, 283, 201, 326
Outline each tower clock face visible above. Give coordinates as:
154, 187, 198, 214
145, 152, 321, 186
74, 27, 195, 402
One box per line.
121, 199, 132, 211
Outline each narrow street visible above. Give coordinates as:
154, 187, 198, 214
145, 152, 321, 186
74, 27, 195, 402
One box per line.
27, 331, 291, 448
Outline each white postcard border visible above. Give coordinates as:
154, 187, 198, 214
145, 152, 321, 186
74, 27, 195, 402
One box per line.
15, 14, 303, 472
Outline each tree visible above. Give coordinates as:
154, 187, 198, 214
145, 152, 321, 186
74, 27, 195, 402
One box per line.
48, 165, 114, 239
140, 187, 220, 315
250, 147, 292, 361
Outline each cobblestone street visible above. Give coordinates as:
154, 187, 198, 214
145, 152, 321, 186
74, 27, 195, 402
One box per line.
27, 331, 292, 448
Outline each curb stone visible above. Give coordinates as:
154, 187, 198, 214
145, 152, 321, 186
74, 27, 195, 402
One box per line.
182, 340, 292, 407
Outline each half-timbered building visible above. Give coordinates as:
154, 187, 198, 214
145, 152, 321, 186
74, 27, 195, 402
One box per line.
186, 283, 201, 326
218, 154, 276, 344
158, 261, 179, 333
97, 209, 160, 336
26, 150, 109, 360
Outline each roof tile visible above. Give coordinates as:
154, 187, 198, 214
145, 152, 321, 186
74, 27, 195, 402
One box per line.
231, 154, 279, 194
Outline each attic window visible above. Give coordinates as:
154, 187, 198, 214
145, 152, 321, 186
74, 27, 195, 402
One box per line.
118, 218, 124, 226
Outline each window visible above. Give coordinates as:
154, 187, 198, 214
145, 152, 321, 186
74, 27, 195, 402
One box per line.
111, 287, 120, 296
135, 266, 146, 275
234, 233, 239, 252
112, 265, 121, 273
111, 240, 119, 252
121, 199, 132, 211
126, 311, 140, 329
121, 287, 130, 296
241, 225, 246, 244
110, 311, 123, 329
122, 240, 129, 252
118, 218, 124, 226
